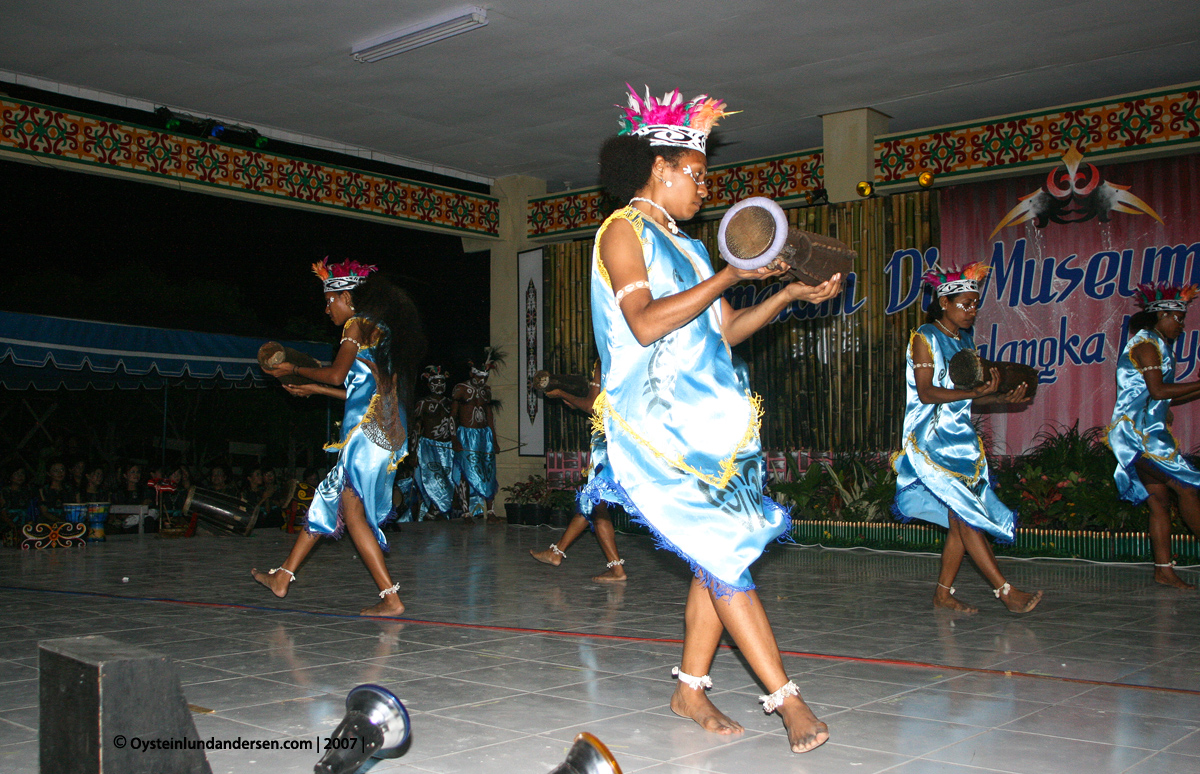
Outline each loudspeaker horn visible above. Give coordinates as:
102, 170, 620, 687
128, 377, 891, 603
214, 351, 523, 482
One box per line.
313, 684, 410, 774
548, 732, 624, 774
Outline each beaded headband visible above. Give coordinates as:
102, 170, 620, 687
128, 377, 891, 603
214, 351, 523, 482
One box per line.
617, 84, 732, 153
421, 365, 448, 382
312, 258, 377, 292
1137, 283, 1198, 313
923, 262, 991, 297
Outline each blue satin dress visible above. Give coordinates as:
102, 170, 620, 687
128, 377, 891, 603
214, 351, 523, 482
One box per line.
580, 206, 789, 596
307, 317, 406, 549
577, 431, 612, 519
892, 324, 1016, 542
1108, 328, 1200, 503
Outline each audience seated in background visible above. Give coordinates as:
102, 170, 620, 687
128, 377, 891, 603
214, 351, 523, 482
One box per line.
110, 462, 156, 533
80, 462, 108, 502
206, 465, 234, 495
38, 459, 70, 523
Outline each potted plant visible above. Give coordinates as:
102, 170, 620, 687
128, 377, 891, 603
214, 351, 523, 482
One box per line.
545, 487, 578, 528
500, 475, 549, 525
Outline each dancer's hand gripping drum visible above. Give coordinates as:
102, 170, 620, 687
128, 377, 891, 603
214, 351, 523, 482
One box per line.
258, 341, 322, 385
313, 684, 411, 774
548, 732, 624, 774
948, 350, 1039, 399
531, 371, 591, 398
717, 196, 857, 285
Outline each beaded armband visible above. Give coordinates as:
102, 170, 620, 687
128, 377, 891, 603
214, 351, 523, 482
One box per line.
615, 280, 651, 303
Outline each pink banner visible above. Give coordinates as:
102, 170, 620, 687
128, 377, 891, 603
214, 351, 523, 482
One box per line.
938, 153, 1200, 454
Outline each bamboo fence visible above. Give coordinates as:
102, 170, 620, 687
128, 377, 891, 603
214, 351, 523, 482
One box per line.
541, 190, 938, 454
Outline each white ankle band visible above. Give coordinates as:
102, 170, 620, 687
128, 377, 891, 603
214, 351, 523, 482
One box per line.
606, 558, 625, 569
671, 666, 712, 691
550, 543, 566, 558
937, 582, 956, 595
1155, 561, 1176, 568
759, 680, 800, 713
378, 582, 401, 598
993, 582, 1011, 598
269, 567, 295, 582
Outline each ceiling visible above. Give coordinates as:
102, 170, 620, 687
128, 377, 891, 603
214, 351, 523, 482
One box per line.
2, 1, 1198, 191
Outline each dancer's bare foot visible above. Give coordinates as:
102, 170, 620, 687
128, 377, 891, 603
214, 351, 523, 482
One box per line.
530, 547, 564, 566
933, 587, 978, 614
485, 510, 503, 524
1154, 565, 1196, 590
670, 683, 743, 735
360, 594, 405, 617
997, 584, 1043, 613
592, 565, 627, 583
251, 568, 291, 599
777, 694, 829, 753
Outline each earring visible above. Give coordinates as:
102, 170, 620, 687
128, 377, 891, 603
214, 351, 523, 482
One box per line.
664, 179, 672, 188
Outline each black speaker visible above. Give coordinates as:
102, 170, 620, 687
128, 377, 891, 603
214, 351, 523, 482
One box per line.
39, 635, 212, 774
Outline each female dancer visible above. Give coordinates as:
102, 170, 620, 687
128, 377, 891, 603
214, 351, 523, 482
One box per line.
253, 259, 424, 616
531, 360, 627, 583
892, 264, 1041, 613
582, 85, 841, 754
1108, 283, 1200, 589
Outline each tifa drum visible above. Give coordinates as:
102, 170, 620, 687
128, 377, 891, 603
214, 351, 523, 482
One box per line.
182, 486, 259, 537
85, 502, 109, 542
948, 350, 1039, 399
62, 503, 88, 524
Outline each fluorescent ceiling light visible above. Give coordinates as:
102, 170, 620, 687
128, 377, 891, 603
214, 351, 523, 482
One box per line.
352, 6, 488, 63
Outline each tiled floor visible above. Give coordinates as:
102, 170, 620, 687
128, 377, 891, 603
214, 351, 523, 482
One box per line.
1, 521, 1198, 773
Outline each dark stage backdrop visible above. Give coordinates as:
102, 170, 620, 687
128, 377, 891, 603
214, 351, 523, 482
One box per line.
0, 158, 490, 470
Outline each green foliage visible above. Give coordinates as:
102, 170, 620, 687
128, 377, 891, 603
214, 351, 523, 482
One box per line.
500, 475, 549, 505
994, 422, 1147, 532
768, 452, 897, 521
544, 487, 578, 510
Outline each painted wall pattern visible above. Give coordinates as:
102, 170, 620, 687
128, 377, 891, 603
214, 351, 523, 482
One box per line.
528, 149, 823, 239
0, 97, 500, 237
875, 84, 1200, 188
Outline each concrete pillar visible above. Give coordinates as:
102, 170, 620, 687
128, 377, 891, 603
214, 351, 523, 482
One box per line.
821, 108, 890, 203
463, 174, 547, 510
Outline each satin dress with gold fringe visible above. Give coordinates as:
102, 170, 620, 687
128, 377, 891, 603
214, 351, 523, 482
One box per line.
580, 206, 789, 596
307, 317, 406, 549
892, 324, 1016, 542
1108, 328, 1200, 503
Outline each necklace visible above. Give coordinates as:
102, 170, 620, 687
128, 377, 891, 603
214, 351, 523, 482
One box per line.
935, 319, 960, 339
629, 198, 678, 234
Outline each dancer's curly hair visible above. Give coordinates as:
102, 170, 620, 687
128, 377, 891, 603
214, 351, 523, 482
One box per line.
349, 276, 427, 406
598, 135, 692, 206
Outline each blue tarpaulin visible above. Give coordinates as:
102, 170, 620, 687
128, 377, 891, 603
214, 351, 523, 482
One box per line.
0, 311, 331, 390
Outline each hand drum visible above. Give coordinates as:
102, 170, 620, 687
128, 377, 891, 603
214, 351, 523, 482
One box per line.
948, 350, 1038, 399
531, 371, 591, 398
717, 196, 856, 286
257, 342, 321, 385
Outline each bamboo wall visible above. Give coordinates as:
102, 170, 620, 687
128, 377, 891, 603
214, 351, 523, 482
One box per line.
542, 190, 938, 454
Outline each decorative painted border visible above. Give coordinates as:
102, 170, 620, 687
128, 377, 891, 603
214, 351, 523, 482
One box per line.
875, 83, 1200, 187
0, 97, 500, 237
528, 148, 823, 238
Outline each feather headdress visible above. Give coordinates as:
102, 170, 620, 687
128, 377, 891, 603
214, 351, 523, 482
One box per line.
922, 262, 991, 297
421, 365, 448, 382
617, 84, 734, 153
311, 258, 377, 292
469, 346, 506, 377
1136, 282, 1199, 313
